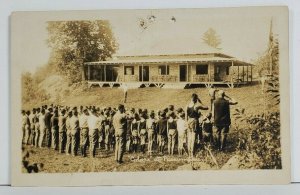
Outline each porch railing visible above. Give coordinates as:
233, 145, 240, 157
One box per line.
192, 75, 209, 82
151, 75, 178, 82
118, 75, 138, 82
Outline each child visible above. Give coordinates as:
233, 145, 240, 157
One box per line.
156, 111, 168, 155
138, 113, 147, 154
167, 112, 177, 155
146, 111, 156, 156
131, 113, 139, 153
177, 112, 187, 156
202, 112, 213, 145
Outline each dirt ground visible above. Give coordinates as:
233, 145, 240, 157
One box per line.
22, 83, 279, 173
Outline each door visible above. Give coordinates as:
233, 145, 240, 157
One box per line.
139, 65, 149, 82
214, 65, 221, 81
179, 65, 187, 82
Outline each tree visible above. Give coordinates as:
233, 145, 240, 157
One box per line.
254, 20, 279, 77
47, 20, 118, 83
202, 28, 221, 49
22, 72, 50, 105
22, 72, 36, 104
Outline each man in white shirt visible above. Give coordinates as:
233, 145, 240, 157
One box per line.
28, 109, 36, 146
113, 104, 127, 164
88, 109, 101, 158
38, 109, 46, 148
79, 109, 89, 157
70, 109, 80, 156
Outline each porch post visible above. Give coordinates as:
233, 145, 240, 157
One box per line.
247, 65, 249, 82
104, 65, 106, 81
242, 66, 245, 82
137, 64, 139, 82
231, 61, 234, 88
187, 64, 189, 82
251, 65, 253, 83
142, 64, 144, 82
123, 64, 125, 82
88, 65, 90, 80
237, 65, 239, 81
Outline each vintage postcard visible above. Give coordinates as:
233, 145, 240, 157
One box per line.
11, 7, 290, 186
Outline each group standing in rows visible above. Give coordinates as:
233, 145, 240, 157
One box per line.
21, 88, 238, 164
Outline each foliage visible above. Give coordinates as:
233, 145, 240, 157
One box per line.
47, 20, 118, 83
233, 108, 281, 169
254, 22, 279, 77
265, 75, 280, 105
22, 72, 50, 106
202, 28, 221, 49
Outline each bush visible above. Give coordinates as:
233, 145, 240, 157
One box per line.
234, 109, 281, 169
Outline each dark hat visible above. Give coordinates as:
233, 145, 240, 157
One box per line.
168, 105, 174, 111
179, 112, 185, 118
160, 111, 166, 117
167, 111, 176, 118
176, 107, 184, 113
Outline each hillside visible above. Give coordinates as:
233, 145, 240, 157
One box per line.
31, 76, 273, 117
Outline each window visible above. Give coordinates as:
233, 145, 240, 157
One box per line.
226, 66, 230, 75
124, 66, 134, 75
196, 64, 208, 75
158, 65, 169, 75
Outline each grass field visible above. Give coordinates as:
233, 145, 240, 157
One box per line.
22, 83, 280, 173
51, 83, 273, 114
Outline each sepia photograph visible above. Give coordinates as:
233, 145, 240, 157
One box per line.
11, 7, 290, 186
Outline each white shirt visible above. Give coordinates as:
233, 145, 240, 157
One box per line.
146, 118, 155, 129
39, 114, 46, 130
88, 114, 100, 132
176, 118, 187, 136
79, 114, 89, 128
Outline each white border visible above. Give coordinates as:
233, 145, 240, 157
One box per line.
0, 0, 299, 186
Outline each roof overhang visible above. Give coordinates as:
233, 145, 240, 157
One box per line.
84, 57, 254, 66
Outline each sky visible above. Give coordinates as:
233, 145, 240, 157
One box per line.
12, 7, 285, 73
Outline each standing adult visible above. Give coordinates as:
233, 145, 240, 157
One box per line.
112, 104, 127, 164
88, 109, 100, 158
79, 109, 89, 157
65, 111, 73, 155
28, 108, 36, 146
185, 93, 208, 158
45, 107, 53, 148
214, 90, 238, 151
58, 109, 67, 153
38, 109, 46, 148
21, 110, 30, 145
70, 109, 80, 156
51, 109, 59, 150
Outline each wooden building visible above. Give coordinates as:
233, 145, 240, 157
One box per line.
83, 45, 254, 89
